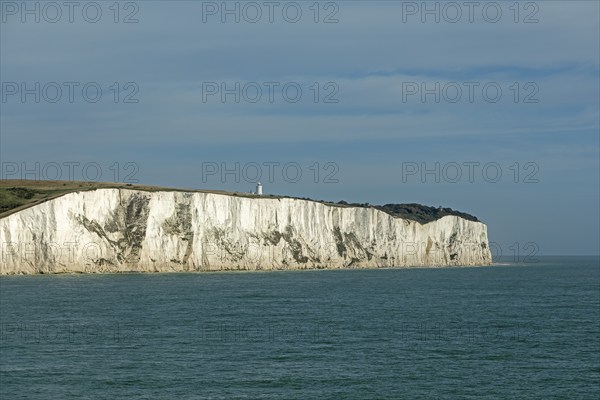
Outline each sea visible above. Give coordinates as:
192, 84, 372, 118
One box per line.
1, 256, 599, 399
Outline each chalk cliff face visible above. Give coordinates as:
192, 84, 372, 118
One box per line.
0, 189, 492, 274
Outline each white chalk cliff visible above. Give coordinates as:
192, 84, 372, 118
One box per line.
0, 189, 492, 274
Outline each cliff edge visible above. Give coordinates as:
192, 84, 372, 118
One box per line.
0, 184, 492, 274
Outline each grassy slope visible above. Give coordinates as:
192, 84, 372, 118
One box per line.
0, 180, 479, 223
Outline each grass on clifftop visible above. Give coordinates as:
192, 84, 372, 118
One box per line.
1, 181, 107, 216
0, 180, 479, 223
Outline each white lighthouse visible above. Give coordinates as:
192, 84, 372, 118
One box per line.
256, 182, 263, 195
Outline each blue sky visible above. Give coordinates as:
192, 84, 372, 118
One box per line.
1, 0, 599, 255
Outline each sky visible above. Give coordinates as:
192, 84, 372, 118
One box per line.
1, 0, 599, 256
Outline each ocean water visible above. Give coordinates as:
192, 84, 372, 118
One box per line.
1, 257, 598, 399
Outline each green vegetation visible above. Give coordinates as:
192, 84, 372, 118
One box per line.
0, 185, 75, 215
374, 203, 479, 223
323, 201, 478, 223
0, 180, 142, 217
